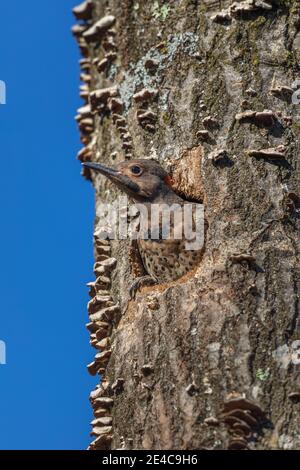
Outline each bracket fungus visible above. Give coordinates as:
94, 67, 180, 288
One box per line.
72, 24, 88, 39
93, 407, 110, 418
202, 116, 219, 129
79, 58, 91, 71
86, 322, 99, 333
94, 242, 111, 257
96, 57, 109, 72
136, 109, 157, 128
122, 133, 132, 142
94, 397, 114, 409
87, 360, 100, 376
92, 417, 113, 427
88, 296, 114, 315
83, 15, 116, 42
77, 103, 92, 119
90, 386, 105, 402
95, 325, 111, 341
204, 417, 219, 426
208, 148, 229, 165
113, 114, 127, 127
235, 109, 277, 127
247, 145, 286, 160
230, 253, 256, 265
122, 141, 133, 149
103, 36, 117, 52
79, 117, 94, 129
270, 85, 294, 99
95, 337, 111, 351
117, 126, 128, 136
94, 257, 117, 274
89, 304, 120, 323
144, 124, 156, 133
196, 130, 212, 142
245, 87, 257, 96
286, 192, 300, 212
230, 0, 273, 16
89, 433, 112, 450
228, 437, 249, 450
109, 97, 124, 113
80, 72, 92, 84
77, 146, 93, 162
288, 391, 300, 402
211, 0, 273, 24
221, 396, 266, 449
72, 0, 94, 21
141, 364, 154, 376
95, 349, 112, 367
211, 11, 232, 23
133, 88, 158, 103
80, 84, 90, 101
90, 87, 119, 111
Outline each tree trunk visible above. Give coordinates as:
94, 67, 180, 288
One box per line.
73, 0, 300, 450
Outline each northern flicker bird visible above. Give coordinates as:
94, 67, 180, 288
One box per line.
83, 159, 204, 297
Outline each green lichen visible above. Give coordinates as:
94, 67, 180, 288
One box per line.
251, 15, 267, 30
151, 1, 170, 21
256, 368, 270, 381
162, 112, 171, 124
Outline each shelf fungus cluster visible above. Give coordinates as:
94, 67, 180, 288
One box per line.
83, 15, 116, 43
221, 396, 266, 450
89, 86, 132, 158
270, 85, 294, 101
72, 2, 127, 173
235, 109, 277, 127
229, 252, 256, 265
72, 3, 131, 449
208, 148, 229, 166
72, 1, 96, 178
202, 115, 219, 129
86, 16, 117, 74
200, 79, 289, 168
233, 85, 291, 165
247, 145, 286, 160
196, 129, 211, 142
211, 0, 274, 24
86, 233, 120, 450
92, 89, 133, 158
134, 88, 158, 133
73, 0, 94, 21
75, 103, 95, 164
197, 114, 230, 166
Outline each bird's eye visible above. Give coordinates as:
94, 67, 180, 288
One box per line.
130, 165, 143, 175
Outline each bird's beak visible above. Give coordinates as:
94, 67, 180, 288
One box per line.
82, 161, 120, 178
82, 161, 140, 194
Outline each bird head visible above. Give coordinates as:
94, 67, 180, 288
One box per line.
83, 159, 174, 202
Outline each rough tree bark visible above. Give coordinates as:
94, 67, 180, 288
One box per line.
73, 0, 300, 450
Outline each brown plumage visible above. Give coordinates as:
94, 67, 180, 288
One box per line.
83, 159, 204, 295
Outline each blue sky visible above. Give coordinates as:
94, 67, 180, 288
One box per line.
0, 0, 98, 449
